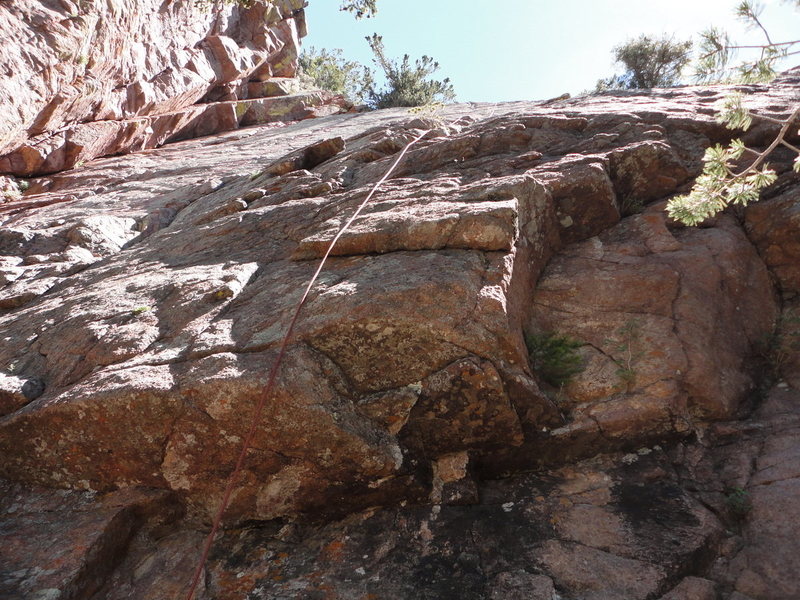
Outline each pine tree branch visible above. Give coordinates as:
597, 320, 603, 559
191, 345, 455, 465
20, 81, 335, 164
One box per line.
734, 105, 800, 178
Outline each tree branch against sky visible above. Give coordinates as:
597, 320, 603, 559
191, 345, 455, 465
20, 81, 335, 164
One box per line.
304, 0, 799, 103
339, 0, 378, 19
695, 0, 800, 82
668, 1, 800, 225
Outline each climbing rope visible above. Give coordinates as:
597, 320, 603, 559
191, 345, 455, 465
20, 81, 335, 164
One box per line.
182, 127, 431, 600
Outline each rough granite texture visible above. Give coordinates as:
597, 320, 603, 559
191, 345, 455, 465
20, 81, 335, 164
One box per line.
0, 0, 349, 177
0, 53, 799, 600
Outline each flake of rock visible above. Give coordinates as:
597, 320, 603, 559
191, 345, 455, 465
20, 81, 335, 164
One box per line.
0, 480, 180, 600
657, 576, 717, 600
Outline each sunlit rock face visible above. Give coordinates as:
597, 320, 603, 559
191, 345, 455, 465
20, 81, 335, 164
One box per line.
0, 0, 350, 177
1, 36, 800, 599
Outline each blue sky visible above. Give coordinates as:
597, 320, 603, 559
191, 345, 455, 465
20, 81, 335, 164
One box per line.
303, 0, 800, 102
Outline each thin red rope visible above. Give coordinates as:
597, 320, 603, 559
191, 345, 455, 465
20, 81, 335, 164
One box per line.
182, 128, 430, 600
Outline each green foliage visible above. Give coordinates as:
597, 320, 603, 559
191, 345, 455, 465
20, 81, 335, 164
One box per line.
695, 1, 800, 83
717, 93, 753, 130
131, 306, 151, 316
605, 320, 644, 389
725, 486, 752, 519
666, 93, 797, 226
340, 0, 377, 18
201, 0, 450, 111
298, 36, 455, 110
666, 141, 777, 226
365, 34, 455, 109
596, 34, 692, 91
619, 194, 644, 217
299, 47, 373, 104
526, 332, 585, 388
670, 3, 800, 226
408, 102, 446, 117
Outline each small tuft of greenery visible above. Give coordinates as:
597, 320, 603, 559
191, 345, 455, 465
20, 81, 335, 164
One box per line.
619, 194, 644, 217
1, 189, 20, 202
725, 486, 752, 519
211, 288, 234, 301
408, 102, 446, 116
194, 0, 255, 9
1, 178, 27, 202
526, 332, 585, 388
131, 306, 151, 316
605, 319, 644, 389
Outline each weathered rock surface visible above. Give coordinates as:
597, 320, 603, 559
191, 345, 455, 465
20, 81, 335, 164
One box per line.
745, 188, 800, 295
0, 480, 180, 600
532, 209, 776, 430
1, 67, 799, 599
145, 448, 723, 600
0, 0, 350, 178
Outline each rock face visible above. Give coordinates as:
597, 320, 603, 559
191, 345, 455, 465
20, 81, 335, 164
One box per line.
0, 0, 348, 177
533, 212, 775, 428
1, 53, 800, 599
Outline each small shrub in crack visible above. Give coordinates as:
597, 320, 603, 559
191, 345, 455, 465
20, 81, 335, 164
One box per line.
605, 319, 644, 390
526, 332, 585, 388
619, 193, 644, 217
725, 486, 752, 520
